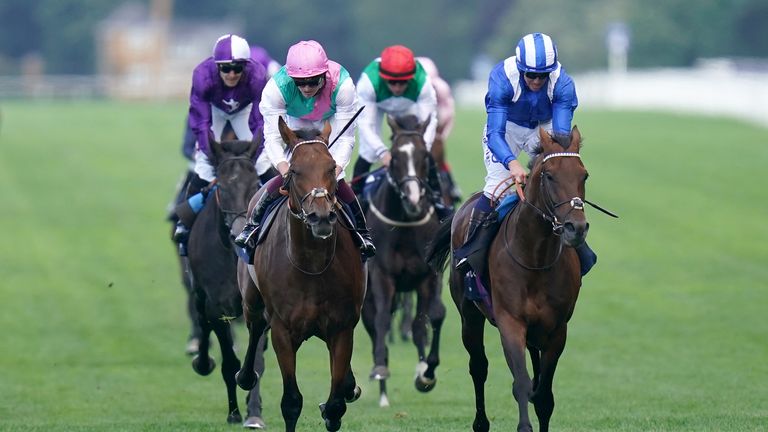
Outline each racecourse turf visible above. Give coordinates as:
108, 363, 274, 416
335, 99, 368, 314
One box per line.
0, 101, 766, 431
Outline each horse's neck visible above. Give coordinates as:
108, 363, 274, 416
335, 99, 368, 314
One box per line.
506, 192, 558, 253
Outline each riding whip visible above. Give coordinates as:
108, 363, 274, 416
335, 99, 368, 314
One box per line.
328, 106, 365, 149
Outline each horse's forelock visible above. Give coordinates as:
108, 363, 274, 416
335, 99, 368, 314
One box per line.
221, 140, 254, 156
294, 128, 325, 142
394, 115, 420, 131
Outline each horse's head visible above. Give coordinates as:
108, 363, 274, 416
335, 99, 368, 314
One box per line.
526, 126, 589, 247
386, 114, 431, 217
209, 131, 262, 236
279, 116, 337, 239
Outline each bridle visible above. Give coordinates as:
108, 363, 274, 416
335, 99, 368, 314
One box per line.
369, 130, 434, 227
281, 138, 339, 275
213, 155, 256, 236
282, 139, 338, 224
502, 152, 585, 271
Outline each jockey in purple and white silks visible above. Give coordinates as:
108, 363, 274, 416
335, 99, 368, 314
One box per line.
454, 32, 597, 277
234, 40, 376, 259
352, 45, 451, 220
172, 34, 268, 254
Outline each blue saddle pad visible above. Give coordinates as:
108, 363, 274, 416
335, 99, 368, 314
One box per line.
496, 193, 520, 220
362, 167, 387, 201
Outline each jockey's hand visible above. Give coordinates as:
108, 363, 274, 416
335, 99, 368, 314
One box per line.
506, 159, 527, 185
379, 151, 392, 167
277, 161, 289, 177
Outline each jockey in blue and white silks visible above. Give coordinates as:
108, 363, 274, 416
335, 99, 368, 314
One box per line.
454, 32, 596, 278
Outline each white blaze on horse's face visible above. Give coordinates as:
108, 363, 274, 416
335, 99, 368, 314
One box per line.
397, 142, 421, 206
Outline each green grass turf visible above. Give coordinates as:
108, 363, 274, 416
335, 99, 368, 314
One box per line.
0, 101, 766, 431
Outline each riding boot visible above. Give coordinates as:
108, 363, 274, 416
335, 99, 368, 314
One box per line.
234, 189, 281, 250
575, 241, 597, 276
454, 209, 499, 274
426, 154, 453, 221
351, 158, 372, 196
172, 175, 210, 256
346, 196, 376, 258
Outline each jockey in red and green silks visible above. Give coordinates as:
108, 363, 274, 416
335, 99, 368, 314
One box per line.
234, 40, 376, 259
353, 45, 452, 220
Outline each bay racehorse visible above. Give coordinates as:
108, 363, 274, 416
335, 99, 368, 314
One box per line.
236, 117, 364, 432
428, 127, 589, 432
185, 131, 268, 427
361, 115, 445, 408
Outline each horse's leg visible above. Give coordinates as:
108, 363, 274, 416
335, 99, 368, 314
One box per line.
271, 322, 303, 432
528, 347, 541, 395
497, 313, 534, 432
244, 331, 268, 429
369, 271, 395, 406
399, 291, 414, 342
191, 288, 216, 376
236, 301, 267, 391
320, 327, 355, 432
181, 256, 201, 355
414, 274, 446, 393
211, 319, 242, 424
460, 298, 491, 432
529, 327, 567, 432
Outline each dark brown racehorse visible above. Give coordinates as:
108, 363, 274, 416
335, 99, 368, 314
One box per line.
428, 127, 588, 432
236, 118, 364, 432
185, 131, 268, 426
361, 115, 445, 408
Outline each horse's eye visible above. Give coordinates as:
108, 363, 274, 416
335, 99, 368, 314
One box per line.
544, 172, 554, 181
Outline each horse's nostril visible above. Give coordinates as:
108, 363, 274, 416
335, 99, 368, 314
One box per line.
328, 213, 338, 224
564, 222, 576, 233
307, 212, 320, 225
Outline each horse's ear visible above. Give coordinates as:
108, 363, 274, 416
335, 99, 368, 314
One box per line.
278, 116, 298, 150
538, 127, 556, 153
386, 115, 400, 134
321, 120, 332, 144
569, 125, 582, 153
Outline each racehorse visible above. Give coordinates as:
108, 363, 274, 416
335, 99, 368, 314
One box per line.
360, 115, 445, 408
236, 117, 365, 432
428, 127, 589, 432
185, 130, 268, 427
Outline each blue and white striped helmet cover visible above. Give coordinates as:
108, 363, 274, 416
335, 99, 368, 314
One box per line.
515, 33, 558, 73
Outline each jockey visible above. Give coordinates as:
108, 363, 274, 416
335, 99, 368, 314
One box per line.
234, 40, 376, 258
172, 34, 268, 255
352, 45, 452, 220
454, 32, 596, 276
415, 56, 462, 203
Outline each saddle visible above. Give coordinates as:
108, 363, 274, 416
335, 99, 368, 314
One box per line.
235, 195, 288, 264
459, 193, 521, 327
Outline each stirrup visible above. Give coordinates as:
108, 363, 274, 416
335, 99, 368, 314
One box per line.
234, 224, 259, 248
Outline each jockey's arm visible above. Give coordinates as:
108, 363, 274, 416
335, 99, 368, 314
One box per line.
485, 68, 517, 169
188, 76, 213, 157
328, 78, 357, 176
259, 79, 290, 172
418, 76, 439, 151
550, 75, 579, 142
433, 77, 455, 139
356, 75, 389, 162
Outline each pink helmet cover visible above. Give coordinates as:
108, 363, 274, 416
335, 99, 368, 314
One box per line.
285, 40, 329, 78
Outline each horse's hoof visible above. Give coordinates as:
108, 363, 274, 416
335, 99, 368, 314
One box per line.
191, 354, 216, 376
235, 370, 259, 391
243, 416, 266, 429
185, 337, 200, 356
324, 417, 341, 432
227, 410, 243, 424
414, 361, 436, 393
345, 385, 362, 403
379, 393, 390, 408
369, 365, 390, 381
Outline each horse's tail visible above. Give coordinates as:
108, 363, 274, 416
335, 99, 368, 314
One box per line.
426, 213, 454, 272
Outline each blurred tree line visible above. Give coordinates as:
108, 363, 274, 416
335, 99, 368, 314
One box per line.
1, 0, 766, 80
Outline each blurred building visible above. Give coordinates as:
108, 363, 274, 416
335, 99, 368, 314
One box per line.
96, 0, 241, 100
